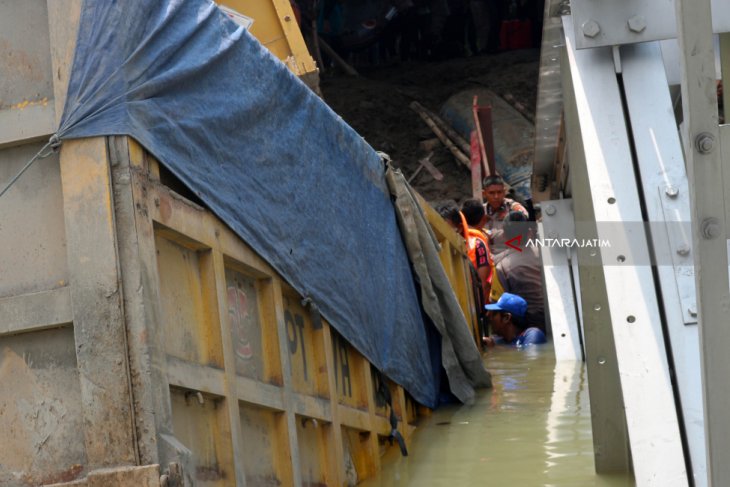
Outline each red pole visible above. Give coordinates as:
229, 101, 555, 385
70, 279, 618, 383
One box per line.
470, 130, 483, 202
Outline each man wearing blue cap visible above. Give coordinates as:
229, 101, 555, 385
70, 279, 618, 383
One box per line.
483, 292, 547, 347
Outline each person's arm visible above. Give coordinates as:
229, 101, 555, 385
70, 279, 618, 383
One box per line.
475, 239, 492, 303
477, 264, 491, 304
510, 200, 529, 218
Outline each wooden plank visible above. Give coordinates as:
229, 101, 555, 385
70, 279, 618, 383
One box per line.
86, 464, 160, 486
270, 408, 295, 487
59, 137, 137, 467
295, 415, 329, 486
224, 264, 271, 384
0, 287, 72, 335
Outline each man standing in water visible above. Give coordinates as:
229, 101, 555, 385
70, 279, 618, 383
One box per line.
483, 292, 546, 347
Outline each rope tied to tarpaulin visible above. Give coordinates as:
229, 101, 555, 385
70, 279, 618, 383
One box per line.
0, 134, 62, 200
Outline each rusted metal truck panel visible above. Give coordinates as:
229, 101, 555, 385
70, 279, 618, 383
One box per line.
1, 128, 434, 485
1, 2, 479, 485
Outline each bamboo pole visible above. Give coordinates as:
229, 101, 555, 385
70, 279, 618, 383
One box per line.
317, 36, 359, 76
410, 102, 471, 170
502, 93, 535, 123
410, 101, 471, 154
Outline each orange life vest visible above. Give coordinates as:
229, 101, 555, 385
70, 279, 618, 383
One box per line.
459, 211, 505, 300
458, 211, 492, 282
466, 227, 492, 277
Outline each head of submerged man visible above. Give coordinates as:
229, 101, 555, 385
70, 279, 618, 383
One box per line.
482, 175, 506, 211
485, 292, 528, 339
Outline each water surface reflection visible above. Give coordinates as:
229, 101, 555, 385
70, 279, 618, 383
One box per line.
361, 344, 634, 486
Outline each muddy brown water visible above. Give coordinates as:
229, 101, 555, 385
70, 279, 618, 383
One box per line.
361, 344, 635, 487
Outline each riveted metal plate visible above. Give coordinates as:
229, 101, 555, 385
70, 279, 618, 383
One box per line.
572, 0, 730, 49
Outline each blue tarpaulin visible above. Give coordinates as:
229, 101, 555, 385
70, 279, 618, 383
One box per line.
57, 0, 439, 406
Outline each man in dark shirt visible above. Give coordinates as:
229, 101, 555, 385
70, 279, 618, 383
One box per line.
493, 211, 545, 329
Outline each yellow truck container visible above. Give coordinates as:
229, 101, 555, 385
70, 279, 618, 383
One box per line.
0, 2, 479, 485
220, 0, 320, 91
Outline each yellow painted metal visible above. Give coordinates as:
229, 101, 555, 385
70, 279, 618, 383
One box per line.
417, 195, 482, 343
7, 132, 480, 485
170, 388, 235, 487
282, 286, 329, 397
155, 233, 225, 368
130, 139, 428, 484
331, 329, 369, 410
219, 0, 318, 78
238, 403, 291, 485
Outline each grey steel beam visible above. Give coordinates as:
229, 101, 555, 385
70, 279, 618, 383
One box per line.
561, 39, 631, 474
675, 0, 730, 484
540, 199, 583, 361
621, 41, 707, 485
563, 17, 688, 484
572, 0, 730, 50
532, 0, 569, 202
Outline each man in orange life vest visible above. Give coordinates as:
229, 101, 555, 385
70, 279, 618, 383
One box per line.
460, 199, 493, 305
